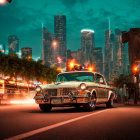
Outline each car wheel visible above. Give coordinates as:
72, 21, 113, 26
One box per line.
74, 104, 81, 109
39, 104, 52, 112
106, 99, 113, 108
83, 94, 96, 111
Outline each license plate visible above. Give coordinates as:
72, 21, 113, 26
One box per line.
53, 99, 61, 104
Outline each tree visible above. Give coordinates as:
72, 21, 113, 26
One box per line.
113, 74, 130, 88
0, 53, 58, 83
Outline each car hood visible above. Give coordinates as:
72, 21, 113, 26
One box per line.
40, 81, 98, 89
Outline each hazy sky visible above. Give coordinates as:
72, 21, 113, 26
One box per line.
0, 0, 140, 58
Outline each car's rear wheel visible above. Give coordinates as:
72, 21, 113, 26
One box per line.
106, 99, 113, 108
39, 104, 52, 112
74, 104, 81, 109
83, 94, 96, 111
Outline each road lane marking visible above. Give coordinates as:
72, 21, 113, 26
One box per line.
5, 110, 107, 140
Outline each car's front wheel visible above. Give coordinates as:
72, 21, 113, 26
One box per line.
39, 104, 52, 112
83, 94, 96, 111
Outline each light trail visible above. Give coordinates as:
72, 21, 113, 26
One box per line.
10, 99, 35, 104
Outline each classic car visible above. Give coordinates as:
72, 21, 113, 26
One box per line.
34, 71, 115, 112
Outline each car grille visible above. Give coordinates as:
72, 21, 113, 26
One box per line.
60, 88, 76, 96
46, 89, 57, 96
45, 88, 77, 96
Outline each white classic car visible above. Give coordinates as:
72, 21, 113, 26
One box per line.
34, 71, 115, 112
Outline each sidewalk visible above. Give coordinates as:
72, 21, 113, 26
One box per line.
120, 99, 140, 106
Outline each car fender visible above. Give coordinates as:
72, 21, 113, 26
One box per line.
90, 89, 97, 98
108, 90, 115, 101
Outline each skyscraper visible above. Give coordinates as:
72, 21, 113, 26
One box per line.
104, 30, 113, 81
54, 15, 66, 62
114, 28, 127, 75
81, 29, 95, 65
104, 28, 129, 82
8, 35, 19, 54
42, 27, 53, 66
21, 47, 32, 59
93, 48, 103, 74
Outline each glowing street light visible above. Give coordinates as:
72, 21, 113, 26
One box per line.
27, 56, 32, 60
52, 40, 58, 49
57, 67, 62, 72
0, 0, 12, 4
57, 56, 62, 63
132, 65, 139, 74
0, 0, 6, 4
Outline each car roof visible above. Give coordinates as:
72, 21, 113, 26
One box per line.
58, 71, 102, 76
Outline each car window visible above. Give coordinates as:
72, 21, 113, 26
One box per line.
95, 74, 106, 85
56, 72, 95, 82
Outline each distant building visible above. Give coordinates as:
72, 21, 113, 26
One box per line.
104, 28, 129, 82
113, 28, 128, 76
81, 29, 95, 65
104, 30, 112, 81
21, 48, 32, 59
71, 49, 82, 64
42, 27, 53, 66
67, 49, 72, 59
54, 15, 66, 63
93, 48, 103, 74
8, 35, 19, 54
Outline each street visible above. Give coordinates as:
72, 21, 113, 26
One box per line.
0, 103, 140, 140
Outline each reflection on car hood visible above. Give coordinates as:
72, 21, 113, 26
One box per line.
40, 81, 99, 89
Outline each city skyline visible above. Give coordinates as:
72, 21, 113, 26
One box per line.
0, 0, 140, 58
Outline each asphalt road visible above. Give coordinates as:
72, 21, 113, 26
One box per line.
0, 103, 140, 140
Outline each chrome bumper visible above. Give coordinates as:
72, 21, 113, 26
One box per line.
34, 95, 90, 104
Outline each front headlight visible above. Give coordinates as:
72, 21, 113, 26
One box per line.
80, 83, 87, 90
35, 86, 42, 92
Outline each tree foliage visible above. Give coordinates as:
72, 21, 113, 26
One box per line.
113, 74, 135, 88
0, 53, 58, 83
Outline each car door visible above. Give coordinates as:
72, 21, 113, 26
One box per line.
95, 74, 107, 102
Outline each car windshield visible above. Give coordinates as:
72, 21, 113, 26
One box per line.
56, 72, 95, 82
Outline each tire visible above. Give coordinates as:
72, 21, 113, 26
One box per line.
39, 104, 52, 112
106, 99, 113, 108
74, 104, 81, 109
83, 94, 96, 111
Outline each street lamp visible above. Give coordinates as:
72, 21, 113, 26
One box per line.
52, 40, 58, 49
132, 64, 139, 75
0, 0, 12, 4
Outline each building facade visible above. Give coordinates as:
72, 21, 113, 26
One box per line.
104, 29, 129, 82
54, 15, 66, 63
81, 29, 95, 65
8, 35, 19, 54
93, 47, 103, 74
71, 49, 82, 64
42, 27, 54, 66
104, 30, 113, 81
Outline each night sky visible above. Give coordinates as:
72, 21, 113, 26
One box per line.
0, 0, 140, 59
